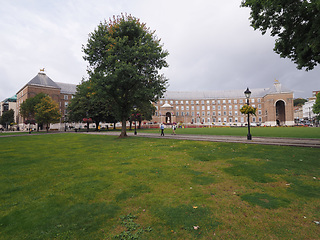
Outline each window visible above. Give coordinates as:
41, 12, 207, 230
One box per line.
218, 106, 221, 110
206, 100, 210, 104
212, 106, 215, 110
176, 112, 179, 116
235, 111, 238, 116
201, 100, 204, 104
191, 106, 194, 110
192, 112, 194, 116
223, 111, 227, 116
258, 110, 262, 115
212, 118, 216, 122
170, 100, 173, 104
229, 111, 232, 116
181, 101, 184, 104
240, 99, 243, 103
186, 106, 189, 110
235, 117, 238, 122
217, 100, 221, 104
212, 100, 215, 104
223, 118, 227, 122
218, 111, 221, 116
223, 106, 226, 110
258, 104, 261, 109
186, 101, 189, 104
191, 101, 194, 104
229, 118, 232, 123
181, 106, 184, 111
175, 100, 178, 104
228, 100, 231, 104
155, 112, 158, 116
234, 99, 237, 104
207, 111, 210, 116
196, 106, 200, 110
207, 118, 210, 123
252, 117, 256, 122
202, 112, 205, 116
202, 118, 205, 123
229, 105, 232, 110
181, 112, 184, 116
207, 106, 210, 110
156, 106, 158, 110
196, 101, 199, 104
202, 106, 205, 110
223, 100, 226, 104
64, 95, 68, 100
258, 117, 262, 122
235, 105, 238, 110
241, 117, 244, 122
65, 102, 68, 107
165, 100, 168, 104
218, 118, 221, 122
213, 111, 216, 116
251, 99, 255, 103
160, 100, 163, 104
258, 98, 261, 103
176, 106, 179, 110
186, 112, 189, 116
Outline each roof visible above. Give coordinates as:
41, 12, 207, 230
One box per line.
27, 72, 60, 89
265, 82, 293, 95
56, 82, 77, 94
161, 88, 270, 100
2, 95, 17, 102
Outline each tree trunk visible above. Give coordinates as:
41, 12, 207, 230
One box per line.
120, 118, 127, 137
95, 120, 99, 131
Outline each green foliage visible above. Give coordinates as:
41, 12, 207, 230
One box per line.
114, 213, 152, 239
240, 104, 257, 115
0, 109, 14, 127
19, 93, 46, 121
34, 95, 61, 131
294, 98, 307, 107
83, 13, 169, 137
241, 0, 320, 70
313, 92, 320, 119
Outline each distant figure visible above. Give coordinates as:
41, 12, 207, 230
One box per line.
160, 124, 165, 136
172, 124, 176, 135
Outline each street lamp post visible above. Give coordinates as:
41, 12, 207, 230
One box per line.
133, 106, 137, 135
244, 87, 252, 140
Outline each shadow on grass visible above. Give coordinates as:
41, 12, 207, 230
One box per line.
241, 193, 291, 209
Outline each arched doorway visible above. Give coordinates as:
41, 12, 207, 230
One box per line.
165, 112, 172, 124
276, 100, 286, 126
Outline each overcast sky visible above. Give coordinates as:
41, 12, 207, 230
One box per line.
0, 0, 319, 101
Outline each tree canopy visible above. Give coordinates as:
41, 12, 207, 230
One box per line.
241, 0, 320, 70
68, 79, 118, 130
83, 13, 169, 137
34, 95, 61, 132
20, 93, 46, 122
294, 98, 307, 107
0, 109, 14, 129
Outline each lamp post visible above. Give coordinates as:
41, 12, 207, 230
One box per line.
133, 106, 137, 135
244, 87, 252, 140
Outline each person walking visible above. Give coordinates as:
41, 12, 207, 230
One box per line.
172, 124, 176, 135
160, 123, 165, 136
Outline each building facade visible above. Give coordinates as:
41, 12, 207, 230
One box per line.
16, 71, 76, 129
14, 71, 294, 129
152, 82, 294, 126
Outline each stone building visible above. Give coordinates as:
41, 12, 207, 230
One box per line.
152, 81, 294, 126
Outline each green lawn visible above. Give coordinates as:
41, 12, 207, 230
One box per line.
0, 134, 319, 239
140, 126, 320, 139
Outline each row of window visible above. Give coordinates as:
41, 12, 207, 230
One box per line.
190, 117, 262, 123
167, 104, 262, 111
155, 110, 263, 117
159, 98, 261, 105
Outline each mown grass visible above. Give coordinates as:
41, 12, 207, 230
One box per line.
139, 126, 320, 139
0, 133, 319, 239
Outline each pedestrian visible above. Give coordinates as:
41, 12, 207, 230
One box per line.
160, 123, 165, 136
172, 124, 176, 135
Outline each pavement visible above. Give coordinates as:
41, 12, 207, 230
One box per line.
84, 131, 320, 148
1, 131, 319, 148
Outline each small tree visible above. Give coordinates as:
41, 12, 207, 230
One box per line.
313, 92, 320, 120
83, 13, 169, 137
0, 109, 14, 129
35, 95, 61, 132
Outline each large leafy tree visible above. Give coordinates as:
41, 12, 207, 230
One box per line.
0, 109, 14, 129
35, 95, 61, 132
83, 14, 169, 137
68, 79, 117, 131
241, 0, 320, 70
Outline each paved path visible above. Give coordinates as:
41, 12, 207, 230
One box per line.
1, 131, 319, 148
84, 131, 320, 148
